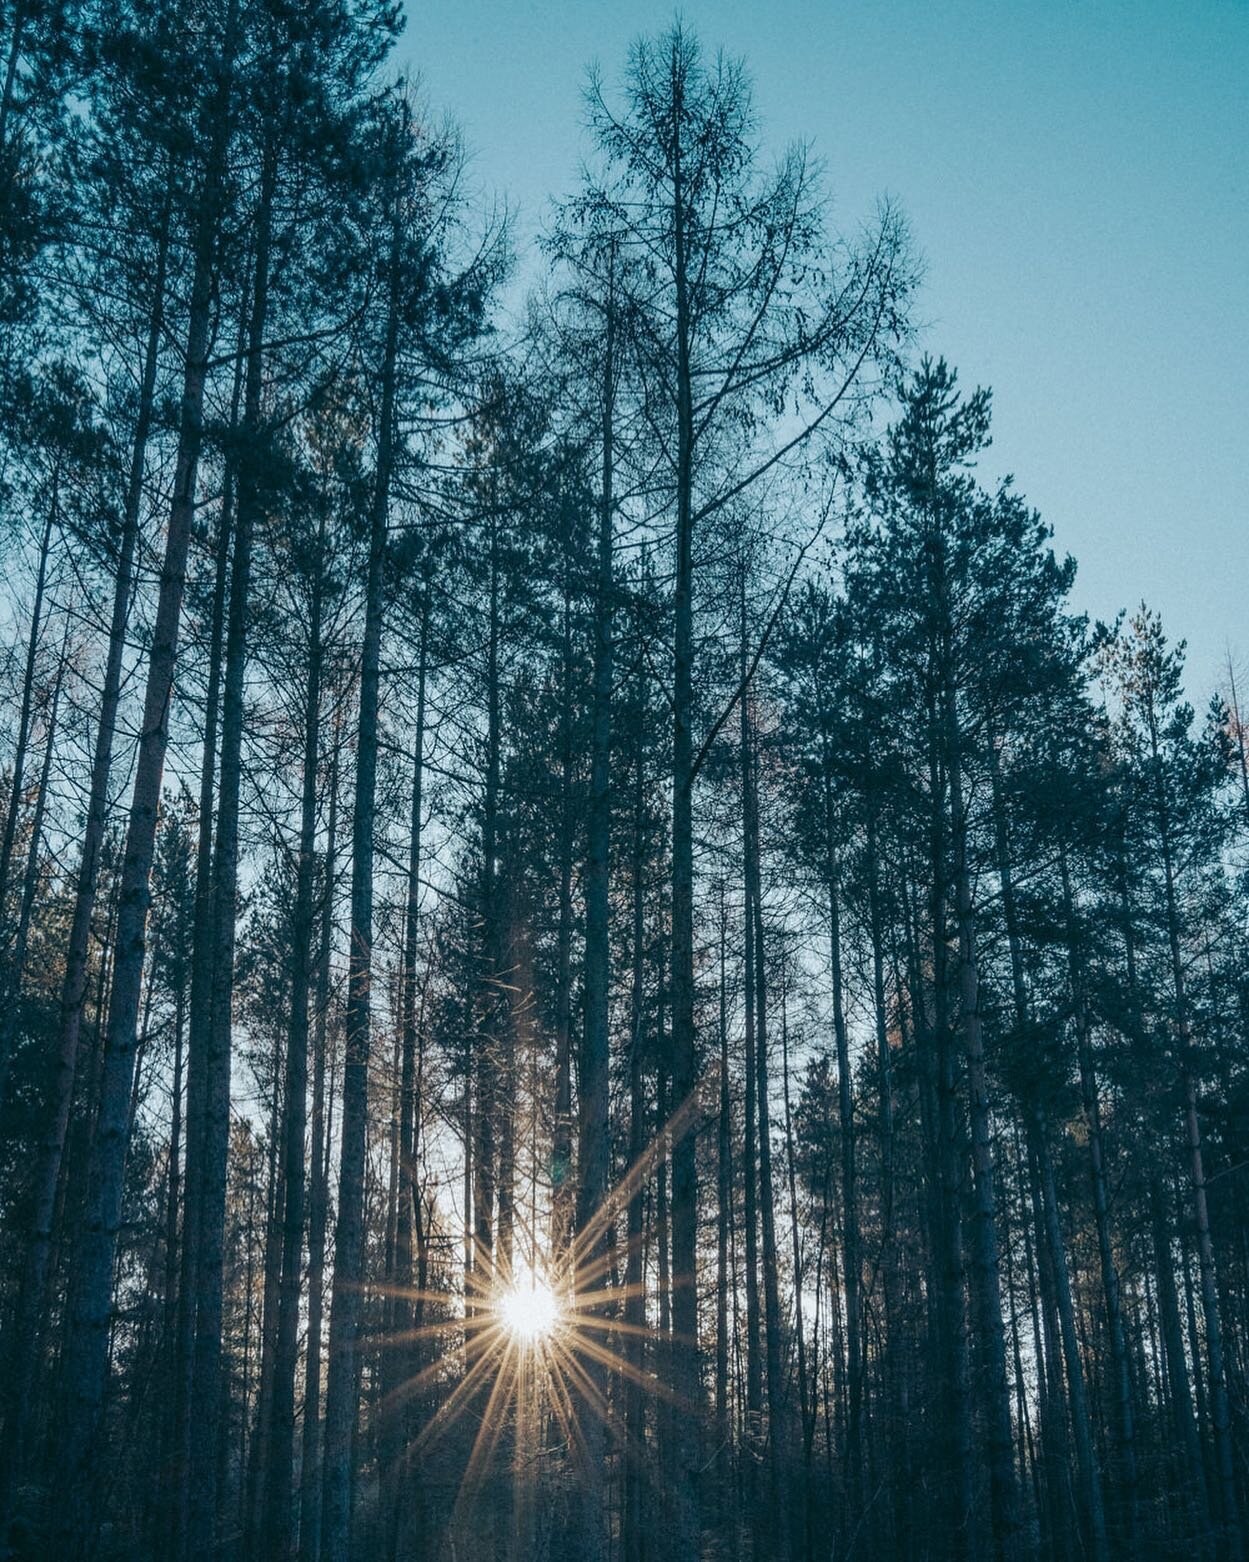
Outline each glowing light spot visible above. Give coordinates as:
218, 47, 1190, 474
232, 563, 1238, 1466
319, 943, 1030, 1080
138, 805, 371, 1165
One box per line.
498, 1279, 559, 1343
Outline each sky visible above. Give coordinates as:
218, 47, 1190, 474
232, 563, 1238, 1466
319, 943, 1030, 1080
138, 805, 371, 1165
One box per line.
398, 0, 1248, 701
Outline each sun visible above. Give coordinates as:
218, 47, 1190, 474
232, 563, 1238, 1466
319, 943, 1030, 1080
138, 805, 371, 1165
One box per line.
497, 1278, 560, 1344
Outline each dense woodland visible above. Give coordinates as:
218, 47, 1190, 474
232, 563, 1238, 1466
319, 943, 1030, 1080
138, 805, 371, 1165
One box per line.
1, 5, 1248, 1561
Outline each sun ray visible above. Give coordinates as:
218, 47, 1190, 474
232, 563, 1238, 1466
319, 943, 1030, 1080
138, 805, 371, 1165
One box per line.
373, 1099, 718, 1527
562, 1311, 687, 1348
406, 1342, 504, 1455
453, 1338, 522, 1509
560, 1331, 685, 1404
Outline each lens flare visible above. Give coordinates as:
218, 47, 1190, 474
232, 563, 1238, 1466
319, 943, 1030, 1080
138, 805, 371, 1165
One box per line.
498, 1278, 559, 1343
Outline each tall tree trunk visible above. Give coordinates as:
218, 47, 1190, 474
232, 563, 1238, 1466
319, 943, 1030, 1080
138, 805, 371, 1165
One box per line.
320, 181, 401, 1562
576, 279, 616, 1562
247, 1059, 286, 1554
743, 702, 791, 1562
0, 504, 53, 955
472, 502, 502, 1317
865, 806, 907, 1554
265, 547, 326, 1560
623, 661, 649, 1562
301, 726, 340, 1562
988, 741, 1105, 1559
194, 145, 277, 1547
715, 887, 733, 1533
817, 729, 860, 1523
919, 725, 974, 1562
1151, 747, 1243, 1559
1028, 1136, 1074, 1562
54, 14, 236, 1541
1034, 1117, 1108, 1560
780, 964, 812, 1562
0, 168, 173, 1512
551, 578, 575, 1268
1151, 1176, 1210, 1539
0, 624, 65, 1103
943, 683, 1019, 1560
384, 578, 429, 1562
172, 332, 241, 1560
667, 68, 702, 1560
740, 595, 763, 1500
1060, 850, 1138, 1550
0, 0, 27, 150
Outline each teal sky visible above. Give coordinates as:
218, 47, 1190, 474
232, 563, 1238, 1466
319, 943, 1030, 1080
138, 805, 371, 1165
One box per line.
398, 1, 1248, 700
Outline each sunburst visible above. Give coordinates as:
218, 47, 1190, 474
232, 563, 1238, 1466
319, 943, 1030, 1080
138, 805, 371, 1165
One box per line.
369, 1090, 701, 1530
498, 1276, 560, 1344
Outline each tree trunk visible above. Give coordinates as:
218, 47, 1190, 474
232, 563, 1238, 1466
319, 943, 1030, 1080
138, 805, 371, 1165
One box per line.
988, 741, 1105, 1559
667, 68, 702, 1560
623, 660, 649, 1562
743, 703, 791, 1562
1060, 851, 1138, 1551
194, 145, 276, 1546
943, 689, 1019, 1559
576, 280, 616, 1562
0, 166, 173, 1515
0, 505, 53, 960
172, 335, 241, 1560
54, 14, 236, 1540
265, 546, 325, 1560
320, 183, 401, 1562
0, 624, 65, 1103
301, 726, 340, 1562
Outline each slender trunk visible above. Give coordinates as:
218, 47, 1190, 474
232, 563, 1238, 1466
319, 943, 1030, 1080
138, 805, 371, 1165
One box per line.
1035, 1117, 1109, 1560
818, 735, 860, 1518
54, 17, 236, 1541
988, 741, 1105, 1558
921, 726, 973, 1561
576, 278, 616, 1562
668, 72, 702, 1559
0, 626, 65, 1103
0, 505, 52, 947
1, 169, 173, 1510
1060, 851, 1138, 1550
623, 664, 648, 1562
0, 0, 27, 149
551, 578, 575, 1266
160, 982, 187, 1485
1029, 1136, 1074, 1562
943, 684, 1018, 1559
780, 965, 812, 1562
320, 182, 401, 1562
193, 149, 276, 1546
865, 807, 906, 1552
384, 578, 429, 1561
743, 707, 790, 1562
472, 504, 502, 1315
715, 885, 733, 1516
246, 1061, 285, 1554
1151, 1177, 1209, 1538
265, 551, 325, 1560
741, 600, 763, 1490
1153, 771, 1242, 1559
300, 726, 340, 1562
172, 335, 240, 1559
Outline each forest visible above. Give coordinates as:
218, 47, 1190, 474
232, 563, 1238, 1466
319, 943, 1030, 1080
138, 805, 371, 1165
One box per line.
1, 3, 1248, 1561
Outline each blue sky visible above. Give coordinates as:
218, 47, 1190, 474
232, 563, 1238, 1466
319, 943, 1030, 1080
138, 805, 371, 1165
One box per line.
398, 1, 1248, 699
